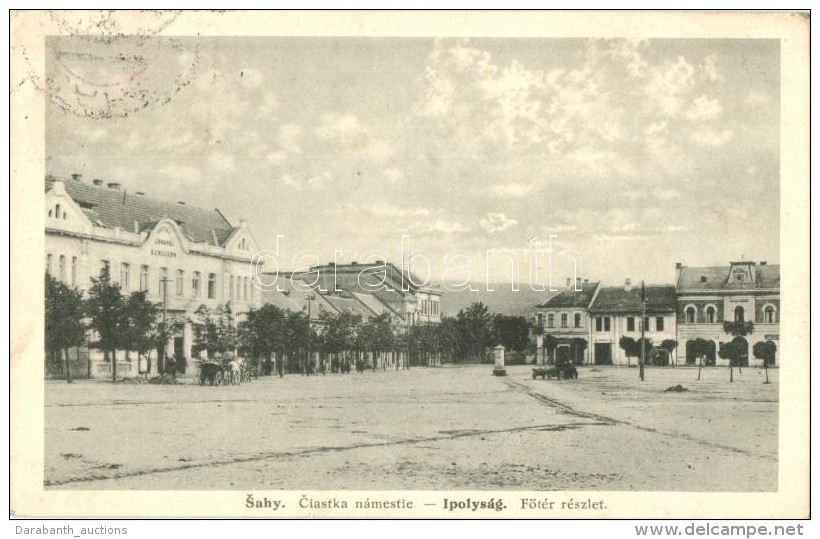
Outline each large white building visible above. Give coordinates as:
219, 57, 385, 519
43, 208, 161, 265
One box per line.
45, 174, 262, 378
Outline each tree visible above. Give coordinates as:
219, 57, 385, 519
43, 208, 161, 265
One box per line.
492, 314, 531, 354
45, 274, 86, 383
719, 338, 747, 382
456, 302, 494, 363
753, 341, 777, 384
121, 291, 157, 372
658, 339, 678, 367
87, 262, 127, 382
752, 341, 777, 367
688, 338, 714, 380
619, 336, 638, 366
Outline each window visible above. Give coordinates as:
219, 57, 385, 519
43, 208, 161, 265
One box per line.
120, 263, 130, 291
604, 317, 611, 332
643, 316, 650, 331
229, 276, 235, 300
547, 313, 555, 328
236, 276, 241, 300
245, 277, 250, 300
656, 317, 664, 332
208, 273, 216, 299
627, 317, 635, 332
537, 313, 544, 328
192, 271, 201, 297
685, 306, 696, 324
46, 254, 52, 275
59, 255, 66, 282
764, 305, 776, 324
176, 270, 184, 296
71, 257, 78, 286
734, 305, 744, 323
560, 313, 568, 328
140, 266, 149, 292
595, 317, 602, 332
55, 204, 61, 219
735, 272, 746, 282
705, 306, 716, 324
574, 313, 582, 328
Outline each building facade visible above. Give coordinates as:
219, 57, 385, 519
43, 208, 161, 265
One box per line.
587, 282, 677, 366
297, 261, 443, 327
535, 279, 599, 364
674, 261, 780, 366
45, 174, 262, 378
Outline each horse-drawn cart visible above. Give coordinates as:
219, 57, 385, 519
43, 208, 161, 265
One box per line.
532, 362, 578, 380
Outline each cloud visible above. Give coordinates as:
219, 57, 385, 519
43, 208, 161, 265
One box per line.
277, 124, 303, 155
479, 212, 517, 233
383, 168, 406, 183
692, 128, 734, 147
316, 113, 395, 167
238, 67, 264, 88
484, 182, 534, 198
207, 151, 236, 172
368, 204, 433, 218
158, 165, 202, 186
686, 95, 723, 122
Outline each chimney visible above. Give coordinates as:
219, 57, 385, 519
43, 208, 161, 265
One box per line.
133, 220, 139, 233
675, 262, 682, 270
71, 173, 82, 182
135, 191, 145, 195
93, 179, 104, 186
239, 219, 247, 227
624, 278, 632, 292
177, 201, 186, 205
107, 182, 121, 190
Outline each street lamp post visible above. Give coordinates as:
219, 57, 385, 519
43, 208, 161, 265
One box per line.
639, 280, 646, 382
159, 276, 172, 374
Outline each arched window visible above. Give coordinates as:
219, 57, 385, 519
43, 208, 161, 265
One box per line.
764, 305, 776, 324
685, 306, 696, 324
705, 305, 716, 324
734, 305, 745, 323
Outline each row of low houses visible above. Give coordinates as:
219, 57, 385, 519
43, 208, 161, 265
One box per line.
535, 261, 780, 367
45, 174, 441, 379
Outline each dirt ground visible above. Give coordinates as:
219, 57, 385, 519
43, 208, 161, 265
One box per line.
44, 364, 778, 491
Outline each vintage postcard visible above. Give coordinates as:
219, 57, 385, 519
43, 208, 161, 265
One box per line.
10, 10, 810, 519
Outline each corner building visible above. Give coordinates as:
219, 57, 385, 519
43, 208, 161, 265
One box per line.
45, 174, 262, 378
674, 261, 780, 366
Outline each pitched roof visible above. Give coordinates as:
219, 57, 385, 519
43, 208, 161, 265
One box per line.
537, 281, 599, 309
322, 294, 378, 319
589, 285, 677, 314
677, 264, 780, 291
351, 292, 405, 321
46, 176, 236, 246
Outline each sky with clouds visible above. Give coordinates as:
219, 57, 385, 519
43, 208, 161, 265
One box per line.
46, 37, 780, 288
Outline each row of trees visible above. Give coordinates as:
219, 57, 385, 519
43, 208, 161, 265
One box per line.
234, 301, 532, 374
46, 263, 533, 382
45, 264, 180, 382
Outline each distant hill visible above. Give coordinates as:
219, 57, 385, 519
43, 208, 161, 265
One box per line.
439, 283, 558, 317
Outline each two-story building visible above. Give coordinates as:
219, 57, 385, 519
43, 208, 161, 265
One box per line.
674, 261, 780, 366
535, 279, 599, 364
587, 281, 677, 365
45, 173, 262, 378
